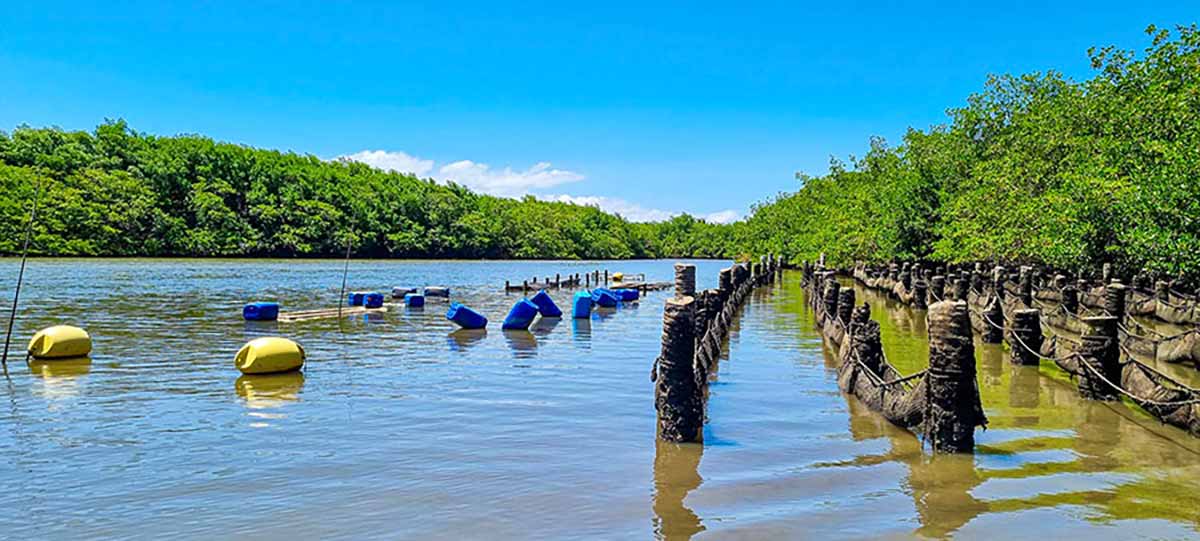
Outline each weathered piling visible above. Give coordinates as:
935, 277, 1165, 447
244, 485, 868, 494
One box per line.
1008, 309, 1043, 366
1061, 283, 1079, 314
930, 275, 946, 302
674, 263, 696, 299
1077, 315, 1120, 401
1018, 266, 1033, 308
1105, 282, 1126, 321
982, 295, 1004, 344
952, 277, 969, 301
924, 301, 988, 453
913, 279, 928, 310
654, 296, 702, 442
718, 268, 732, 303
822, 278, 841, 323
837, 288, 855, 327
992, 266, 1006, 298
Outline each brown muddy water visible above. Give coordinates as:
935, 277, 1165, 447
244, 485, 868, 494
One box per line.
1, 261, 1198, 540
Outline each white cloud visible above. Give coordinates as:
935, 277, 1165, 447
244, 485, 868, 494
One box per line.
338, 149, 740, 223
339, 150, 434, 177
703, 210, 740, 224
438, 160, 583, 198
544, 194, 740, 224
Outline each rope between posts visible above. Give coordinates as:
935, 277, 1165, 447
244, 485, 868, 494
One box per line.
1077, 350, 1200, 407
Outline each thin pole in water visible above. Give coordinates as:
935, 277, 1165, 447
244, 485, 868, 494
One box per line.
337, 233, 352, 320
3, 180, 43, 368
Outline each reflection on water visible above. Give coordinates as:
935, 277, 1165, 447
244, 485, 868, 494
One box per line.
594, 306, 618, 321
27, 356, 92, 378
571, 317, 591, 348
503, 329, 538, 357
652, 440, 705, 541
235, 371, 305, 409
531, 316, 561, 337
447, 328, 488, 351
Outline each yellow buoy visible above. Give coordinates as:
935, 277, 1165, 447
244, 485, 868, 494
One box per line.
27, 325, 92, 359
612, 272, 624, 282
235, 337, 305, 374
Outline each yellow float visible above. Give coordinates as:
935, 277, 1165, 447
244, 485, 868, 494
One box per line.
27, 325, 92, 359
612, 272, 624, 282
235, 337, 305, 374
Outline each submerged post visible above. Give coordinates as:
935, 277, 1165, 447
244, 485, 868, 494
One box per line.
952, 277, 969, 301
1008, 309, 1043, 366
837, 288, 855, 327
925, 301, 987, 453
1077, 315, 1120, 400
930, 275, 946, 302
655, 296, 702, 442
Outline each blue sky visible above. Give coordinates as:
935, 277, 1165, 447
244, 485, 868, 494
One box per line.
1, 2, 1194, 222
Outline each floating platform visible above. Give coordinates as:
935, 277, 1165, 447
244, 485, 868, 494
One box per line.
277, 306, 388, 322
611, 281, 672, 292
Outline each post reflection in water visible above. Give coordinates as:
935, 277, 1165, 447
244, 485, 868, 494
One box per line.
652, 440, 705, 541
841, 397, 989, 538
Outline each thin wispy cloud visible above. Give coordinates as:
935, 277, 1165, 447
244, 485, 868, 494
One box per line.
339, 149, 739, 223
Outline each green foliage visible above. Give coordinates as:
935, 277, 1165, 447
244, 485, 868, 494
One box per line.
0, 121, 736, 259
741, 24, 1200, 280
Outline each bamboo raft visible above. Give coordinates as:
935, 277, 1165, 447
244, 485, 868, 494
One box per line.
277, 306, 388, 322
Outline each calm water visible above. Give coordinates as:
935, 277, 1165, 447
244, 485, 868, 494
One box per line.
1, 260, 1198, 540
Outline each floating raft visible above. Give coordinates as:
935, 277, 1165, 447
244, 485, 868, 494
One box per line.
277, 306, 388, 322
611, 281, 672, 292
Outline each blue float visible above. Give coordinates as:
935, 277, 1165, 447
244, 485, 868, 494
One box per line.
404, 293, 425, 307
364, 292, 385, 308
613, 288, 639, 301
530, 290, 563, 317
446, 302, 488, 329
242, 302, 280, 321
572, 291, 594, 318
591, 288, 619, 308
502, 299, 540, 330
347, 292, 367, 306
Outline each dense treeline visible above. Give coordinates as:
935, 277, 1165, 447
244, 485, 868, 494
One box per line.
0, 121, 736, 259
741, 25, 1200, 280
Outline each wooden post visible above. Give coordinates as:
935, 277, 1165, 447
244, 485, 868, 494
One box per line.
925, 300, 987, 453
674, 263, 696, 299
1105, 282, 1126, 321
982, 295, 1004, 344
1008, 309, 1043, 366
930, 275, 946, 302
654, 296, 702, 442
837, 288, 855, 326
505, 280, 510, 293
1078, 315, 1120, 400
992, 266, 1006, 299
1018, 266, 1033, 308
913, 279, 928, 309
1061, 284, 1079, 314
604, 270, 609, 283
952, 277, 969, 301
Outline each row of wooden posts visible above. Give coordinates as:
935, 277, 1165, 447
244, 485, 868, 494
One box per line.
653, 255, 784, 443
804, 266, 987, 453
504, 271, 600, 293
848, 260, 1200, 438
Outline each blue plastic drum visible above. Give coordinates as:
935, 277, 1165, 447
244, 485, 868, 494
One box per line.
446, 302, 488, 329
502, 299, 539, 330
530, 290, 563, 317
572, 291, 594, 319
242, 302, 280, 321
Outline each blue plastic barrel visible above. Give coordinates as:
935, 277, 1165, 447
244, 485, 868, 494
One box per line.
530, 290, 563, 317
591, 288, 619, 308
364, 292, 385, 308
347, 292, 367, 306
446, 302, 488, 329
242, 302, 280, 321
572, 291, 594, 319
613, 288, 639, 301
405, 293, 425, 307
502, 299, 539, 330
392, 286, 417, 298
